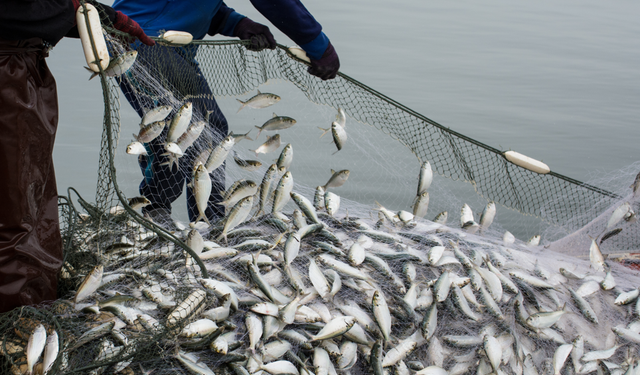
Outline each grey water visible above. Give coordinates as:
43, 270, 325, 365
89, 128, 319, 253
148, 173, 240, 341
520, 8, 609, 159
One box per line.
49, 0, 640, 240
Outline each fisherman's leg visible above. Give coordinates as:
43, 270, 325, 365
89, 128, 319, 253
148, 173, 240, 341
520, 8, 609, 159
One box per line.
117, 45, 187, 219
0, 39, 63, 312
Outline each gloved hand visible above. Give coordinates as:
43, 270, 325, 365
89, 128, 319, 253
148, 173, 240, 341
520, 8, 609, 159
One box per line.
71, 1, 155, 46
233, 17, 276, 51
308, 41, 339, 80
112, 11, 155, 46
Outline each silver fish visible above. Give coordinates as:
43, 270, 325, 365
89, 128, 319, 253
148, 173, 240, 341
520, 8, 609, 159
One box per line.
126, 141, 147, 155
237, 90, 280, 112
314, 186, 326, 211
372, 290, 391, 342
229, 129, 253, 142
277, 143, 293, 170
75, 265, 103, 304
479, 201, 496, 232
589, 237, 605, 272
205, 135, 235, 173
26, 324, 46, 375
218, 196, 254, 243
323, 169, 350, 190
412, 191, 429, 218
86, 50, 137, 80
219, 180, 258, 209
141, 105, 172, 126
42, 330, 58, 375
417, 161, 433, 195
166, 102, 193, 143
607, 202, 630, 229
233, 151, 262, 171
192, 163, 212, 225
135, 120, 166, 143
256, 164, 278, 216
272, 171, 294, 214
324, 191, 340, 216
255, 113, 297, 138
251, 133, 281, 157
175, 120, 206, 153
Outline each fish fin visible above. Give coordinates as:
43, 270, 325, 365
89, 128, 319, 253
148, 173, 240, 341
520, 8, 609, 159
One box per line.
331, 149, 341, 156
254, 126, 263, 139
318, 127, 330, 138
272, 113, 277, 118
331, 169, 336, 174
257, 89, 261, 94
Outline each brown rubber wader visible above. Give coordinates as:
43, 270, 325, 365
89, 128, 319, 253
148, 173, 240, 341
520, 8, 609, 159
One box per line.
0, 38, 63, 313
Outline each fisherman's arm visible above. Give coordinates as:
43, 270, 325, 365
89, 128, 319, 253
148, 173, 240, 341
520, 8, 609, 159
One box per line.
249, 0, 340, 80
207, 0, 339, 80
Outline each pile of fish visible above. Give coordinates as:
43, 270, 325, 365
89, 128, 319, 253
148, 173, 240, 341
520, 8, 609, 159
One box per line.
4, 155, 640, 374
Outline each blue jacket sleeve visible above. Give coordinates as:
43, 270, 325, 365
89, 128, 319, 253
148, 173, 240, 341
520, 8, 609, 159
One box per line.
249, 0, 329, 60
208, 2, 246, 37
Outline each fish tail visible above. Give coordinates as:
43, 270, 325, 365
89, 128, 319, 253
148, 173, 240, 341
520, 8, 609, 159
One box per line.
236, 99, 246, 113
242, 130, 253, 142
254, 126, 262, 139
84, 66, 98, 80
318, 127, 330, 138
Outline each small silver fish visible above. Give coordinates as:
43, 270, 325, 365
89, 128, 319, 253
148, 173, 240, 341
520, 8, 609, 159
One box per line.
417, 161, 433, 195
86, 50, 137, 80
479, 201, 496, 232
26, 324, 47, 375
255, 113, 297, 138
272, 171, 294, 214
323, 169, 350, 190
126, 141, 147, 155
141, 105, 172, 126
166, 102, 193, 144
206, 135, 236, 173
277, 143, 293, 170
134, 120, 166, 143
192, 163, 212, 225
127, 196, 151, 210
233, 152, 262, 171
74, 265, 103, 304
237, 90, 281, 112
251, 134, 281, 157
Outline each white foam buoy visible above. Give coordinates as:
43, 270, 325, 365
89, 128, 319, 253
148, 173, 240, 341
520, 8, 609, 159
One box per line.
504, 151, 550, 174
160, 31, 193, 45
77, 3, 109, 73
288, 46, 311, 63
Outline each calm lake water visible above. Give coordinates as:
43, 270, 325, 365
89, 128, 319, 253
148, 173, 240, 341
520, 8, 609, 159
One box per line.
49, 0, 640, 239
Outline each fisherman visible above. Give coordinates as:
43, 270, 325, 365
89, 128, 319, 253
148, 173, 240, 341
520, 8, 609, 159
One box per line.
0, 0, 154, 313
113, 0, 340, 227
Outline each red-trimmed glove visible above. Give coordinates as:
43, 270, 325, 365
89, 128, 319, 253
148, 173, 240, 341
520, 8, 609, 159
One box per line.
233, 17, 276, 51
113, 10, 155, 46
308, 41, 340, 80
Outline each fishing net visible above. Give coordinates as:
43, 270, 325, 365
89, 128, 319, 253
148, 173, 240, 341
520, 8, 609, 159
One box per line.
2, 2, 640, 374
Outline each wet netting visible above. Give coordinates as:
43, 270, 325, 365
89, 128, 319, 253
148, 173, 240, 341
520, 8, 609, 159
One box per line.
2, 2, 640, 374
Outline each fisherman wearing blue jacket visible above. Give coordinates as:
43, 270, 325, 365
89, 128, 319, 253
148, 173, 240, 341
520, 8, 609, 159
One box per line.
114, 0, 340, 227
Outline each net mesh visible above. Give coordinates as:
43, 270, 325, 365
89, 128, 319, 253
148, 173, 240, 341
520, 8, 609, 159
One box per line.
2, 3, 640, 374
